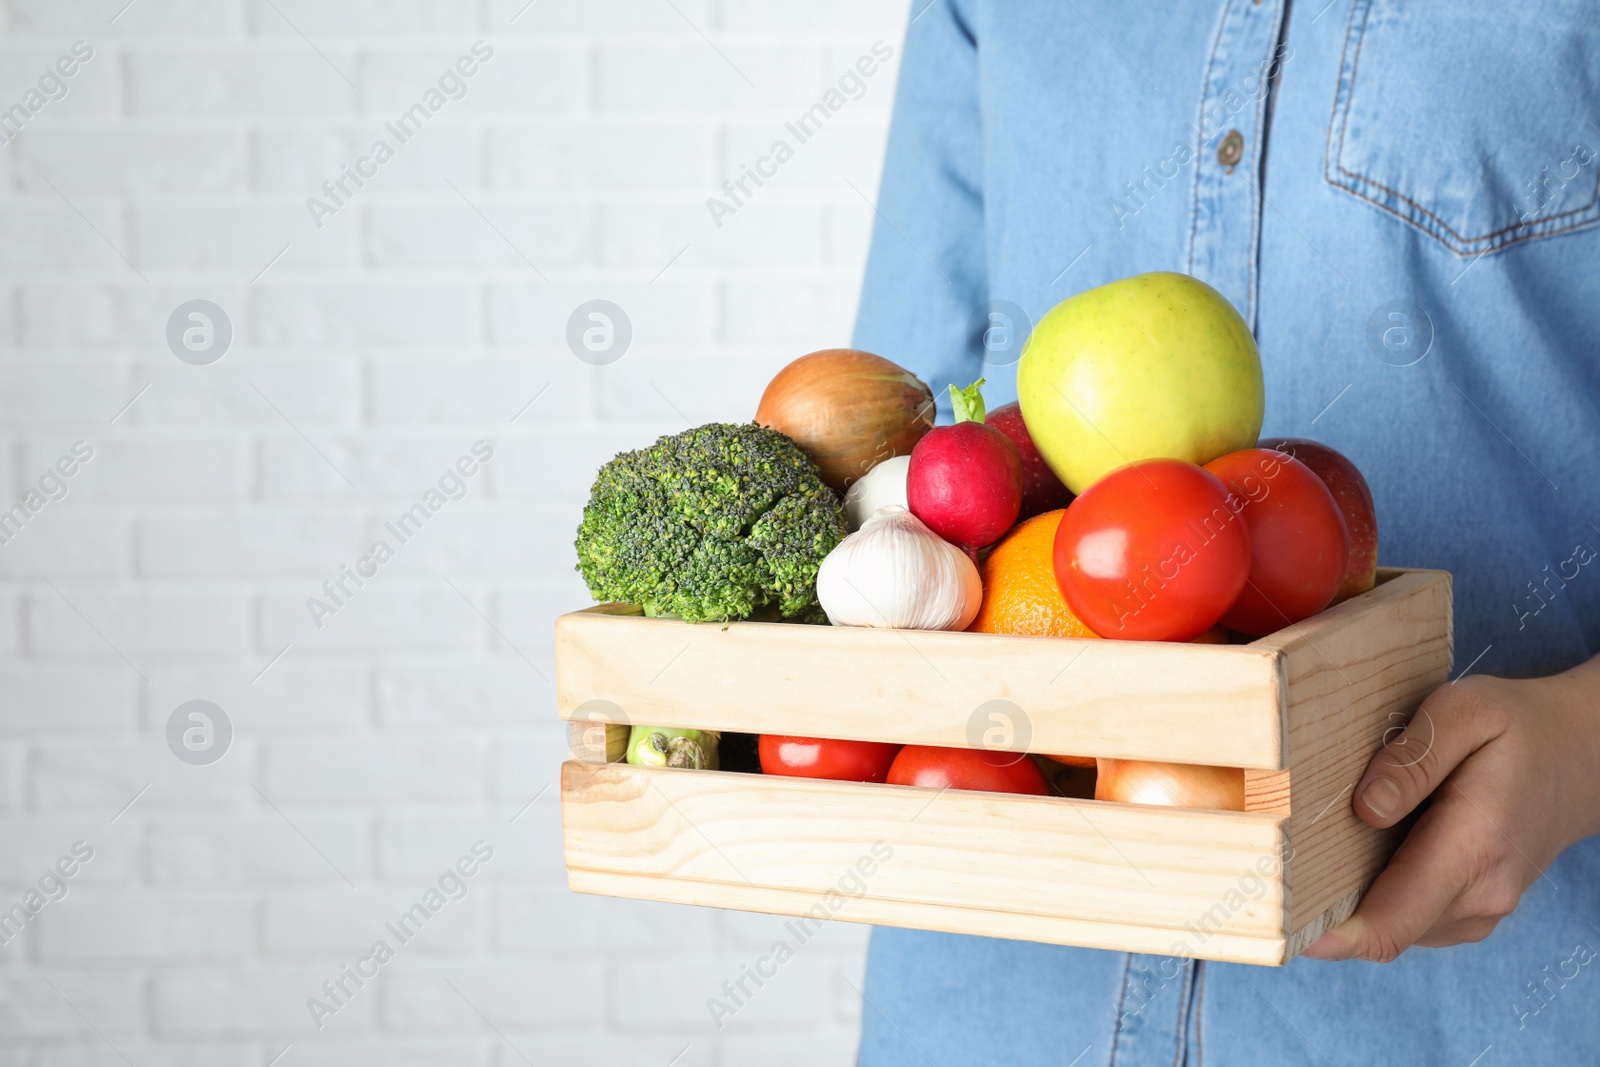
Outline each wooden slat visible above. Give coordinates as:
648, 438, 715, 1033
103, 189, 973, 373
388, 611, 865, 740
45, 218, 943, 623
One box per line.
1254, 569, 1453, 946
1242, 769, 1291, 815
556, 607, 1288, 770
562, 761, 1293, 965
567, 720, 629, 764
570, 870, 1289, 967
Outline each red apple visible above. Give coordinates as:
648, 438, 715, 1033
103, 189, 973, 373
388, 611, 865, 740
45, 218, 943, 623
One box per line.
986, 402, 1074, 520
1204, 448, 1349, 636
1258, 437, 1378, 603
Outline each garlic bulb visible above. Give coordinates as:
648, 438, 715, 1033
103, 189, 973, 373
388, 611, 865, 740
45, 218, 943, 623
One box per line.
816, 505, 982, 630
843, 455, 910, 531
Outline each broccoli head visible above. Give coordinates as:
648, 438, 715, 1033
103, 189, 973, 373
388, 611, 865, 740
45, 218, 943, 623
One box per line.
575, 422, 847, 624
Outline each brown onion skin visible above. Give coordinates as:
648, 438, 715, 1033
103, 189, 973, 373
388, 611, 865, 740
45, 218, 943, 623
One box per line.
1094, 758, 1246, 811
756, 349, 935, 495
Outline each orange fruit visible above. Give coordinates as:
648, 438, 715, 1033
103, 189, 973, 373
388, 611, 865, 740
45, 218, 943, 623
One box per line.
967, 510, 1100, 639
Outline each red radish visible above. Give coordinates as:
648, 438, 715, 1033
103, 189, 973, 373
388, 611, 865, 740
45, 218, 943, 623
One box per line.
907, 380, 1024, 551
986, 401, 1074, 520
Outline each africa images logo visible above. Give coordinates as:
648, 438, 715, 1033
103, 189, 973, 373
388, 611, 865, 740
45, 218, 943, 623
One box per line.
0, 40, 95, 144
305, 442, 493, 629
704, 40, 895, 228
305, 42, 494, 229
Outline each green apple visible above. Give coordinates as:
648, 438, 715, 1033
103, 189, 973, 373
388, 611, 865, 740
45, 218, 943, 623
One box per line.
1016, 272, 1263, 494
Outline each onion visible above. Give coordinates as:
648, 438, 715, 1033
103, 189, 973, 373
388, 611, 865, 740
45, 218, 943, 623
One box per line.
756, 349, 935, 495
843, 455, 909, 530
1094, 758, 1245, 811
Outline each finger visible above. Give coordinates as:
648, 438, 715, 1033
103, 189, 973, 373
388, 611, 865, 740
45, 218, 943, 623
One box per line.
1353, 680, 1507, 830
1414, 913, 1500, 948
1303, 799, 1478, 961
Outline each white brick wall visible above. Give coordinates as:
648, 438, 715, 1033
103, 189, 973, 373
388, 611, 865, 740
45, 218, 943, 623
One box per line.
0, 1, 906, 1063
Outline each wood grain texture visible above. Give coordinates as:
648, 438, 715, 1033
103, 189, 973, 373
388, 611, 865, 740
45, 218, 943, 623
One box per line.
1242, 769, 1292, 815
1254, 569, 1454, 946
554, 569, 1453, 966
569, 869, 1290, 967
556, 604, 1288, 770
567, 720, 629, 764
562, 760, 1294, 966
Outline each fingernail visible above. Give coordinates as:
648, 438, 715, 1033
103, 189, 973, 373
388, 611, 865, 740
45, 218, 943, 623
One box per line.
1302, 932, 1350, 961
1360, 776, 1401, 820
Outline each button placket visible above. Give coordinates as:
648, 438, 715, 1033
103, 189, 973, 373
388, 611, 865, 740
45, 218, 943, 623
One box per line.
1185, 0, 1289, 331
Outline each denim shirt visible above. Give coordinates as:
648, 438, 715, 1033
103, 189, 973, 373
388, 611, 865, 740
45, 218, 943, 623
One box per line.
851, 1, 1600, 1063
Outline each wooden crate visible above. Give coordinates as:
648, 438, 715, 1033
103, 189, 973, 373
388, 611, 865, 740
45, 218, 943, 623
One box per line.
554, 567, 1452, 966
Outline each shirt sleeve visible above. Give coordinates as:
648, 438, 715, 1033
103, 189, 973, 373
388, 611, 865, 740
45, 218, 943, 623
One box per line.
851, 0, 987, 419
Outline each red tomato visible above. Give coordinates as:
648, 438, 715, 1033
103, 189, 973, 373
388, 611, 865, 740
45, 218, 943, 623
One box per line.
1051, 459, 1251, 642
1203, 448, 1350, 636
758, 735, 902, 783
886, 745, 1051, 795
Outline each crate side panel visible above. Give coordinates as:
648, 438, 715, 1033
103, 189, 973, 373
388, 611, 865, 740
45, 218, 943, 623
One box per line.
555, 610, 1286, 768
1277, 570, 1452, 942
561, 761, 1289, 946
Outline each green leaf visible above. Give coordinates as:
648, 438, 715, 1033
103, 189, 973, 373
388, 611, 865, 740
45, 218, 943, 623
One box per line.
949, 378, 987, 424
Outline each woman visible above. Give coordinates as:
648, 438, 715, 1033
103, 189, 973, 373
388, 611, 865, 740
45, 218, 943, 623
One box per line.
852, 1, 1600, 1062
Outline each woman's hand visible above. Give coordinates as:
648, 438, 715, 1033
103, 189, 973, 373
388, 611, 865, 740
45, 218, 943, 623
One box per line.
1304, 656, 1600, 962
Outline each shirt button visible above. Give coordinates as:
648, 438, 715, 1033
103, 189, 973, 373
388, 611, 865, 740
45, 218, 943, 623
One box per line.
1217, 129, 1244, 170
